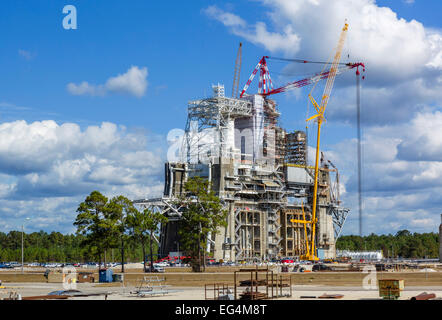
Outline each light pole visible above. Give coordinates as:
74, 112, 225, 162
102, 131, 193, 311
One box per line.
21, 218, 30, 274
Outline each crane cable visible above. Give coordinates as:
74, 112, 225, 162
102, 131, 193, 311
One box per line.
291, 48, 364, 238
267, 56, 349, 66
306, 53, 333, 134
356, 70, 363, 237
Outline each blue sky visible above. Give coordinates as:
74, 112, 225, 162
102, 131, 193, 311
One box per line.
0, 0, 441, 235
1, 0, 286, 133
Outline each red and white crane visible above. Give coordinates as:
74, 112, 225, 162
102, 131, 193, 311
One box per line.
239, 56, 364, 98
238, 22, 366, 259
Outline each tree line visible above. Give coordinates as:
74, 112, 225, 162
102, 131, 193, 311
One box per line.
0, 177, 228, 272
0, 230, 156, 264
71, 177, 227, 272
3, 228, 437, 263
5, 178, 437, 268
73, 191, 168, 272
336, 230, 440, 259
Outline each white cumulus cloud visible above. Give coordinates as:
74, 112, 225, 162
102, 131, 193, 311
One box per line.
203, 5, 300, 56
321, 110, 442, 234
67, 66, 148, 98
0, 120, 165, 233
204, 0, 442, 236
205, 0, 442, 125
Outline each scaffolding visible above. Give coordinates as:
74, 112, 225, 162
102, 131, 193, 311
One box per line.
285, 131, 307, 165
204, 283, 233, 300
134, 86, 350, 262
233, 268, 292, 300
182, 84, 252, 163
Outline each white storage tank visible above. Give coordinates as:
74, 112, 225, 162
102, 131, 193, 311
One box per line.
336, 250, 383, 261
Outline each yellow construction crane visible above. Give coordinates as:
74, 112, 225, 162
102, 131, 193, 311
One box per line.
291, 22, 349, 261
232, 42, 242, 98
290, 202, 312, 260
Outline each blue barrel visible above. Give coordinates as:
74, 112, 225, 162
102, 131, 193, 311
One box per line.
99, 268, 113, 283
317, 249, 325, 260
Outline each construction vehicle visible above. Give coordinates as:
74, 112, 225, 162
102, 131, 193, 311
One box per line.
290, 202, 316, 261
237, 22, 364, 261
237, 29, 365, 254
289, 22, 350, 261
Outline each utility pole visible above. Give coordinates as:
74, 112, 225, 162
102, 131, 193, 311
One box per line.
21, 218, 30, 274
21, 224, 24, 274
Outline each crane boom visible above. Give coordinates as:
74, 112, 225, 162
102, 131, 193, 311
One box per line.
239, 56, 274, 98
232, 43, 243, 98
239, 56, 364, 98
235, 22, 363, 261
319, 23, 349, 110
263, 62, 362, 96
305, 22, 349, 261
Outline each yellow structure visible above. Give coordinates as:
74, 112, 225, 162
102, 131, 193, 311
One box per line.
293, 22, 349, 261
378, 279, 405, 300
290, 203, 316, 261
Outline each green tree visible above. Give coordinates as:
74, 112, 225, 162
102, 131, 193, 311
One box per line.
127, 208, 167, 272
396, 230, 411, 237
177, 177, 227, 272
336, 230, 439, 259
106, 195, 136, 272
74, 190, 113, 268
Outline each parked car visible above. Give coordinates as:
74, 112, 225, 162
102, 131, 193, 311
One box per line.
154, 262, 169, 267
280, 258, 295, 264
27, 262, 40, 267
312, 264, 330, 272
86, 262, 98, 268
173, 263, 186, 267
0, 263, 13, 269
152, 266, 165, 273
44, 263, 57, 268
8, 262, 21, 268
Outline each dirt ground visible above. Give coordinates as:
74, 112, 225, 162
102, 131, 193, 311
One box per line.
1, 268, 441, 300
1, 281, 442, 300
2, 268, 442, 287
